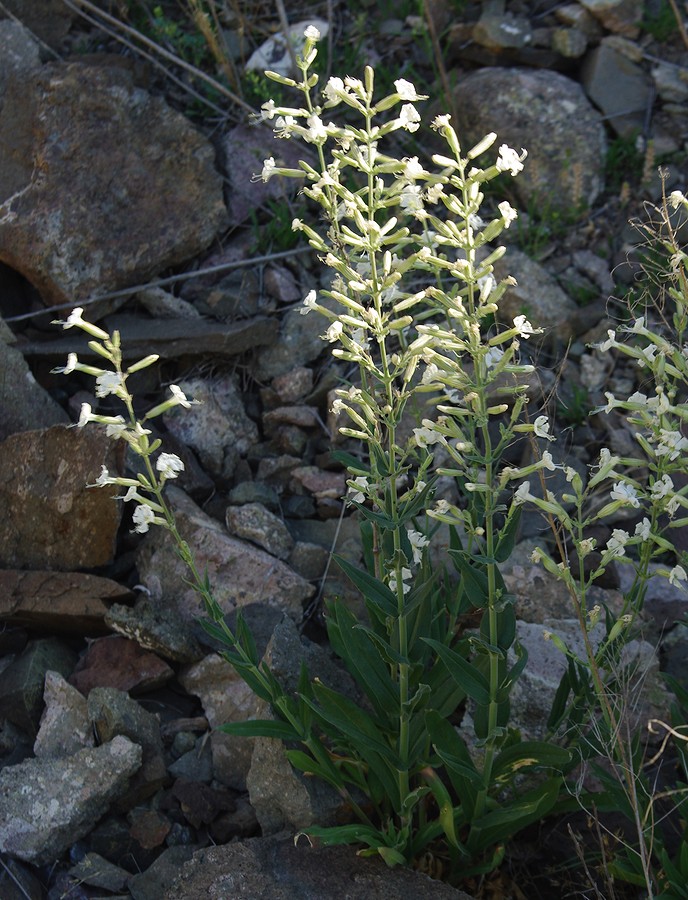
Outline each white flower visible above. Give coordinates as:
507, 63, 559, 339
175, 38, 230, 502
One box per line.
61, 352, 79, 375
400, 184, 423, 213
669, 190, 686, 209
63, 308, 87, 329
533, 415, 554, 441
602, 392, 617, 414
498, 200, 518, 228
606, 529, 630, 558
495, 144, 527, 176
628, 391, 649, 406
325, 320, 343, 342
348, 476, 369, 504
306, 114, 327, 143
77, 402, 95, 428
299, 289, 318, 315
514, 481, 532, 505
156, 453, 184, 480
395, 79, 421, 101
656, 429, 688, 460
425, 183, 445, 204
596, 329, 617, 352
432, 114, 451, 130
304, 24, 321, 40
105, 418, 128, 439
578, 538, 595, 556
610, 482, 640, 508
650, 474, 674, 500
94, 465, 113, 487
484, 347, 503, 369
530, 547, 543, 563
398, 104, 421, 132
403, 156, 425, 179
637, 344, 658, 367
95, 371, 124, 398
170, 384, 193, 408
541, 450, 557, 471
669, 565, 687, 586
260, 157, 276, 182
407, 529, 429, 564
413, 421, 445, 447
634, 518, 651, 541
323, 76, 345, 104
132, 504, 156, 533
513, 314, 538, 339
667, 496, 681, 517
389, 567, 412, 595
274, 115, 296, 138
260, 99, 277, 120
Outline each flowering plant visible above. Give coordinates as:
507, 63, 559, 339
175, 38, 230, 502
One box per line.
53, 29, 688, 891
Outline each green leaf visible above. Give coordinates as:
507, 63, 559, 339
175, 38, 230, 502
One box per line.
449, 550, 489, 609
468, 778, 561, 851
494, 506, 522, 562
330, 450, 369, 475
326, 602, 399, 717
424, 710, 483, 789
422, 766, 468, 854
423, 638, 491, 705
346, 500, 398, 530
492, 741, 571, 780
335, 555, 398, 616
218, 719, 300, 740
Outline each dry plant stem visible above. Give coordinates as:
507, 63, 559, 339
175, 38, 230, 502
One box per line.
567, 823, 609, 900
667, 0, 688, 50
187, 0, 242, 92
66, 0, 258, 118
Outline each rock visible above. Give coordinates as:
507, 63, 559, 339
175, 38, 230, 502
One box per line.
271, 366, 314, 403
23, 313, 278, 364
68, 852, 132, 892
0, 854, 43, 899
245, 19, 329, 76
168, 833, 471, 899
136, 287, 201, 320
33, 670, 93, 759
0, 570, 132, 634
222, 122, 311, 224
493, 249, 580, 345
0, 19, 40, 102
127, 808, 172, 850
69, 636, 174, 696
581, 40, 653, 137
0, 61, 227, 307
509, 619, 673, 741
247, 617, 358, 835
226, 503, 295, 561
105, 596, 204, 664
135, 486, 313, 624
0, 637, 77, 735
551, 26, 588, 58
0, 735, 142, 865
128, 845, 198, 900
1, 0, 76, 50
473, 2, 532, 51
0, 317, 69, 440
170, 779, 235, 828
578, 0, 644, 37
227, 479, 281, 511
454, 68, 606, 212
179, 652, 260, 790
652, 61, 688, 105
554, 2, 604, 38
163, 375, 258, 483
0, 425, 122, 571
88, 686, 167, 804
253, 302, 332, 381
167, 737, 214, 783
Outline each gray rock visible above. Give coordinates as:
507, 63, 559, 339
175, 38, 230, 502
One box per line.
0, 317, 69, 440
163, 375, 258, 483
551, 26, 588, 58
493, 248, 580, 344
168, 833, 472, 899
0, 20, 40, 98
578, 0, 643, 37
0, 425, 122, 571
88, 686, 166, 804
1, 0, 77, 49
0, 61, 227, 307
0, 637, 77, 735
179, 652, 259, 790
454, 68, 606, 212
33, 670, 93, 759
247, 617, 358, 835
226, 502, 295, 561
129, 845, 198, 900
105, 597, 205, 664
473, 3, 532, 50
68, 852, 131, 892
652, 61, 688, 105
136, 486, 313, 624
253, 303, 331, 381
0, 855, 43, 900
581, 40, 653, 137
0, 735, 142, 865
167, 735, 214, 783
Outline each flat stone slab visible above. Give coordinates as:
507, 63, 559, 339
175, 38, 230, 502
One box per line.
168, 833, 473, 899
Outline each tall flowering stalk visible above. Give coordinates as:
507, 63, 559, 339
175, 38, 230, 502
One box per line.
54, 28, 574, 881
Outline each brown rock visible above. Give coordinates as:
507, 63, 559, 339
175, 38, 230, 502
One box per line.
69, 636, 174, 695
0, 425, 122, 571
0, 570, 132, 634
0, 61, 227, 307
135, 486, 313, 624
0, 0, 76, 49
